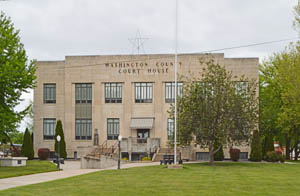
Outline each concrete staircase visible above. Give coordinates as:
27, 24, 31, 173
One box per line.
82, 140, 121, 169
87, 140, 118, 159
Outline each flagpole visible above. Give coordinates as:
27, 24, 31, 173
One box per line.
174, 0, 178, 165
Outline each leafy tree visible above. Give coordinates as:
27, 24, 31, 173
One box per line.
8, 130, 23, 144
0, 12, 36, 146
260, 43, 300, 160
262, 134, 274, 159
170, 59, 259, 165
54, 120, 67, 158
21, 128, 34, 159
250, 129, 262, 162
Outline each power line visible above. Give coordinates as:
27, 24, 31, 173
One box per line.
198, 37, 298, 53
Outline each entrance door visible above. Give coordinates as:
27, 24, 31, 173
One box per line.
137, 129, 150, 143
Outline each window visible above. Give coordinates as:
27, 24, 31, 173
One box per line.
135, 82, 153, 103
235, 81, 248, 98
43, 118, 56, 140
107, 118, 119, 140
44, 84, 56, 103
167, 118, 174, 140
105, 83, 122, 103
75, 119, 92, 140
165, 82, 183, 103
75, 83, 92, 104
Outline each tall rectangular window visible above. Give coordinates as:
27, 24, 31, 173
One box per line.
165, 82, 183, 103
75, 83, 92, 140
44, 84, 56, 104
107, 118, 119, 140
75, 119, 92, 140
105, 83, 122, 103
235, 81, 248, 98
43, 118, 56, 140
167, 118, 174, 140
135, 82, 152, 103
75, 83, 92, 104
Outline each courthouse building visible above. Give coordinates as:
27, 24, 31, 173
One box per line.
33, 53, 258, 161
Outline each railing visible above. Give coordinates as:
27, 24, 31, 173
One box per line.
88, 140, 118, 157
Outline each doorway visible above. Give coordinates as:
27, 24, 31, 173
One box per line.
137, 129, 150, 143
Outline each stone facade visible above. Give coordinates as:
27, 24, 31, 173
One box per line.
33, 53, 258, 160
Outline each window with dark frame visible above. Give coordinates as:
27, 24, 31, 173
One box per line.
105, 83, 122, 103
167, 118, 174, 140
107, 118, 119, 140
44, 84, 56, 104
165, 82, 183, 103
75, 83, 92, 140
43, 118, 56, 140
75, 83, 92, 104
135, 82, 153, 103
235, 81, 248, 98
75, 119, 92, 140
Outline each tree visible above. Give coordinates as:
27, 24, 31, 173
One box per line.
25, 100, 34, 133
250, 129, 262, 162
170, 59, 259, 165
8, 130, 23, 144
213, 139, 224, 161
54, 120, 67, 158
21, 128, 34, 159
260, 43, 300, 160
0, 12, 36, 145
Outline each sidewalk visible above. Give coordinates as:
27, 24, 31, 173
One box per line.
0, 161, 160, 191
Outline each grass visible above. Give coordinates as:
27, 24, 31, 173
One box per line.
0, 160, 58, 179
1, 162, 300, 196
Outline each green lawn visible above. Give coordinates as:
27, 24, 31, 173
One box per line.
0, 160, 58, 179
1, 162, 300, 196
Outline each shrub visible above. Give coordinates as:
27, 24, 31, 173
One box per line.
11, 146, 21, 157
121, 157, 128, 161
142, 157, 152, 161
21, 128, 34, 160
213, 140, 224, 161
250, 130, 262, 162
54, 120, 67, 158
230, 148, 240, 161
265, 151, 285, 163
38, 148, 50, 160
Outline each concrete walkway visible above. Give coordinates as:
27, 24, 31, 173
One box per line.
0, 160, 160, 191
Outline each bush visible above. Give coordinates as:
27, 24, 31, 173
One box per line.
250, 130, 262, 162
54, 120, 67, 158
11, 146, 21, 157
38, 148, 50, 160
213, 140, 224, 161
121, 157, 128, 161
265, 151, 285, 163
21, 128, 34, 160
142, 157, 152, 161
230, 148, 240, 161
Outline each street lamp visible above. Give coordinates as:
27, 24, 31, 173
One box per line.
118, 135, 122, 170
56, 135, 61, 169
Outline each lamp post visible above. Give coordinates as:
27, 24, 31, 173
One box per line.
118, 135, 122, 170
56, 135, 61, 169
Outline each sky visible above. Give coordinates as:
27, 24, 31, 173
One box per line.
0, 0, 298, 132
